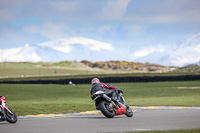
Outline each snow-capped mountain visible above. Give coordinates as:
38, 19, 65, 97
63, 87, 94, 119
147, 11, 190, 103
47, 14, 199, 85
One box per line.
0, 34, 200, 66
0, 37, 113, 62
0, 43, 68, 62
131, 33, 200, 66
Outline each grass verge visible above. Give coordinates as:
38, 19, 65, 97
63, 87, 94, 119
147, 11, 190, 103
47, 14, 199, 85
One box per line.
0, 81, 200, 116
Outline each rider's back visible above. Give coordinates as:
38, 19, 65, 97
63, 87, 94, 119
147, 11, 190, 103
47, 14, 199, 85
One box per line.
90, 83, 103, 95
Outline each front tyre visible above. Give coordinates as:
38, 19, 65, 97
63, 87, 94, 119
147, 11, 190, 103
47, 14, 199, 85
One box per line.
4, 108, 17, 123
99, 101, 115, 118
125, 105, 133, 117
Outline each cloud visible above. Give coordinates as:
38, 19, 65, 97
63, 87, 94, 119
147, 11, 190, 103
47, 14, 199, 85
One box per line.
125, 0, 200, 23
99, 25, 112, 32
0, 0, 132, 22
48, 1, 81, 17
101, 0, 131, 20
123, 24, 144, 36
126, 15, 181, 24
1, 0, 200, 65
131, 45, 165, 58
0, 9, 15, 22
39, 37, 113, 53
48, 0, 131, 21
1, 0, 200, 24
23, 23, 68, 40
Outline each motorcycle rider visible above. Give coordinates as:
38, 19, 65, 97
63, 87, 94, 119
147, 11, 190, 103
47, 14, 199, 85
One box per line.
90, 78, 121, 109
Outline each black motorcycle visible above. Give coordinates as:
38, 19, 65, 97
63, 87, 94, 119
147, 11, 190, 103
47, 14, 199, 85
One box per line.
91, 90, 133, 118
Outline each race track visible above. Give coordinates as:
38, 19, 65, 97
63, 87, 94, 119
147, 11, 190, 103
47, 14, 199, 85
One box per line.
1, 108, 200, 133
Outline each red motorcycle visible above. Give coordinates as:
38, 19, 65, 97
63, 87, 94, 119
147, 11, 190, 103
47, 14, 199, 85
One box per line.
0, 95, 17, 123
91, 90, 133, 118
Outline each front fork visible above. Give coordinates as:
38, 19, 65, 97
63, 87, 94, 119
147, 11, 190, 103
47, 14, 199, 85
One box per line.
118, 93, 125, 104
117, 93, 128, 109
0, 100, 13, 117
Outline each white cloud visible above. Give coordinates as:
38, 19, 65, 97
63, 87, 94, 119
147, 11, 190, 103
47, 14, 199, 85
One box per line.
39, 37, 113, 53
131, 45, 165, 58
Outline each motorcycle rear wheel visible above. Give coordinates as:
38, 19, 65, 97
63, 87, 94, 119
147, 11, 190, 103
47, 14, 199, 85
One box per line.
4, 108, 17, 123
99, 101, 115, 118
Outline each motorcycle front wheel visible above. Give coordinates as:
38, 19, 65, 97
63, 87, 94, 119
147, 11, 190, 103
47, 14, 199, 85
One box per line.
99, 101, 115, 118
4, 108, 17, 123
125, 105, 133, 117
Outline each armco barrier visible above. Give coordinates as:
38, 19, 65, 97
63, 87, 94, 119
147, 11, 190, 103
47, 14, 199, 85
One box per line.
0, 75, 200, 84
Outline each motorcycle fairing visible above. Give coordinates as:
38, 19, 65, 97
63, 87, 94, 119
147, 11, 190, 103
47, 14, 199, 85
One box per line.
114, 103, 126, 115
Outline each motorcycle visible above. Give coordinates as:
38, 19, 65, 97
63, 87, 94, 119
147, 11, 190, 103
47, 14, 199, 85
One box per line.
91, 90, 133, 118
0, 95, 17, 123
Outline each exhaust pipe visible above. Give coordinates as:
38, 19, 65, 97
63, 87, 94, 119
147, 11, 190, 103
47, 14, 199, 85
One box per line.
103, 94, 112, 101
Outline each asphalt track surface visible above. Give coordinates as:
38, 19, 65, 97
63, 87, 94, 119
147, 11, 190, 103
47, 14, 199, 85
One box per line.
1, 107, 200, 133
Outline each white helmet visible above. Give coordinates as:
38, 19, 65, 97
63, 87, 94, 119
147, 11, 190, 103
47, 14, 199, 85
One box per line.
91, 78, 100, 85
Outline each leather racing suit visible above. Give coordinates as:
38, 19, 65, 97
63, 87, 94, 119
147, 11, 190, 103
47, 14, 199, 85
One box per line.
90, 83, 119, 109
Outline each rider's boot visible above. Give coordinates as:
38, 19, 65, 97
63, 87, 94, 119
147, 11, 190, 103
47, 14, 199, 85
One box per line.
96, 106, 100, 110
95, 102, 100, 110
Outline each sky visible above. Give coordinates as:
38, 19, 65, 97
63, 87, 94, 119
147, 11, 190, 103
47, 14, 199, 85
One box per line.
0, 0, 200, 66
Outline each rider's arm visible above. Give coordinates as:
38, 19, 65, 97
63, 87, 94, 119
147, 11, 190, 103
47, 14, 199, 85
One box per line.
100, 83, 118, 90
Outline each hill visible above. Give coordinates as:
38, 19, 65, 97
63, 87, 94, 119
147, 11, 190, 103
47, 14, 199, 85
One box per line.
173, 64, 200, 73
81, 60, 169, 72
0, 61, 199, 81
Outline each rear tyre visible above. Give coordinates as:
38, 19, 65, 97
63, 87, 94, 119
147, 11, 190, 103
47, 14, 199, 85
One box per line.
4, 108, 17, 123
99, 101, 115, 118
125, 105, 133, 117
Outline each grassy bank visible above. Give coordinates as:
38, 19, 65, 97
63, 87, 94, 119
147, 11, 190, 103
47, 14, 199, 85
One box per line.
0, 81, 200, 116
1, 62, 199, 82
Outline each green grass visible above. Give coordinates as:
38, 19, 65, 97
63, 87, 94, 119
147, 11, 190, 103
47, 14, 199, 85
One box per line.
1, 62, 198, 82
0, 81, 200, 116
107, 128, 200, 133
0, 62, 100, 78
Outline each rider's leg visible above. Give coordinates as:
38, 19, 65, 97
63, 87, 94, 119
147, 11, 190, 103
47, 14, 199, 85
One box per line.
104, 90, 118, 109
111, 90, 118, 102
